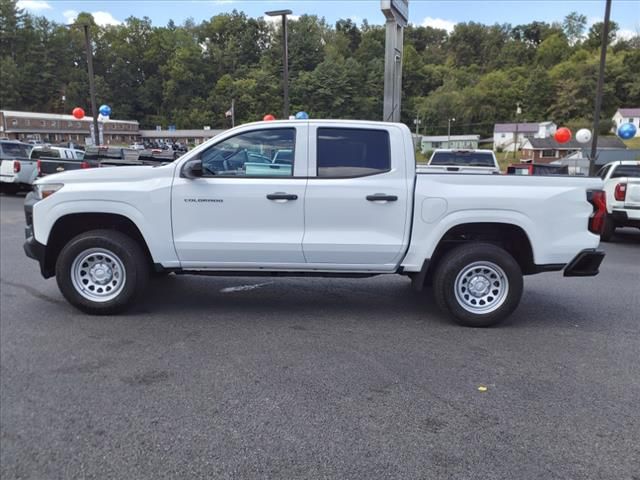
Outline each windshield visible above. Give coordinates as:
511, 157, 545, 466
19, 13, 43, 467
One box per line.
429, 151, 496, 167
0, 142, 30, 158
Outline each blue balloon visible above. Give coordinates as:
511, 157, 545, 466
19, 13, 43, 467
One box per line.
617, 122, 637, 140
295, 111, 309, 120
99, 104, 112, 117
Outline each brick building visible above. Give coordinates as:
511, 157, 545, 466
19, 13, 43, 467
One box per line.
0, 110, 139, 145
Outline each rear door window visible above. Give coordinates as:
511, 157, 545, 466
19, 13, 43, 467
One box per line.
316, 128, 390, 178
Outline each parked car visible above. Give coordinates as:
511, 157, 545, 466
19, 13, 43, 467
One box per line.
596, 160, 640, 241
507, 163, 569, 175
129, 142, 145, 150
24, 120, 606, 327
0, 140, 34, 194
425, 149, 500, 174
31, 146, 89, 180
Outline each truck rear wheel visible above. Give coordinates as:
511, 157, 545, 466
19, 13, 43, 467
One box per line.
55, 230, 149, 315
433, 243, 523, 327
600, 214, 615, 242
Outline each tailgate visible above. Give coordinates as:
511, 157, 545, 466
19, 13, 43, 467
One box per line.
38, 158, 82, 176
625, 179, 640, 208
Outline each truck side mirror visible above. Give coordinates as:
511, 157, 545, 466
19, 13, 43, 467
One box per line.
182, 159, 203, 179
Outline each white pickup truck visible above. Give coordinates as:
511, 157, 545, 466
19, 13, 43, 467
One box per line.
24, 120, 606, 327
596, 160, 640, 241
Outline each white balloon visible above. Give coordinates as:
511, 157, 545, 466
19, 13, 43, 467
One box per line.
576, 128, 592, 144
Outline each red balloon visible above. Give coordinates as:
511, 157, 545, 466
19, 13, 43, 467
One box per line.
554, 127, 572, 144
72, 107, 85, 120
263, 114, 276, 121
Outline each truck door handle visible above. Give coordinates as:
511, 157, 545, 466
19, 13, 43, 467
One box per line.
266, 193, 298, 201
366, 194, 398, 202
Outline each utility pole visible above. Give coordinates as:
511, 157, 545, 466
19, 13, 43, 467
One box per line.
513, 102, 522, 161
231, 98, 235, 128
81, 23, 100, 146
265, 10, 292, 119
589, 0, 612, 176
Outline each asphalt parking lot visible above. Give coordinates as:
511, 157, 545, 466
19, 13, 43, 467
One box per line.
1, 192, 639, 480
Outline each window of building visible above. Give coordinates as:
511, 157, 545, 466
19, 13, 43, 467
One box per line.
11, 119, 17, 126
317, 128, 390, 178
541, 149, 555, 157
41, 121, 46, 126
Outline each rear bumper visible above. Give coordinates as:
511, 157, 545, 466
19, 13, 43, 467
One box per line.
611, 209, 640, 227
563, 249, 605, 277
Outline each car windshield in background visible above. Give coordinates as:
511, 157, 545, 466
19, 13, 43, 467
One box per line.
611, 165, 640, 178
0, 142, 30, 158
430, 151, 495, 167
84, 148, 125, 160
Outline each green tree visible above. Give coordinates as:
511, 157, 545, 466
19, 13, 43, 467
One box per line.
563, 12, 587, 46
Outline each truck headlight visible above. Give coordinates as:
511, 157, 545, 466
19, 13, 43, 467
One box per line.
34, 183, 64, 200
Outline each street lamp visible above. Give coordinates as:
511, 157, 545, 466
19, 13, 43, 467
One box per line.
413, 114, 422, 135
265, 9, 292, 119
447, 118, 455, 148
513, 102, 522, 160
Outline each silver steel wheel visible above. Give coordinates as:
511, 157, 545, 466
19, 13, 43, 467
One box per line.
70, 248, 126, 302
454, 261, 509, 314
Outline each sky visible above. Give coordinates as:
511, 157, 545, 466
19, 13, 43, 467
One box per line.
15, 0, 640, 39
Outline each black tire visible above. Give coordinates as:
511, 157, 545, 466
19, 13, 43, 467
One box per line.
600, 214, 615, 242
55, 229, 149, 315
0, 183, 20, 195
432, 243, 523, 327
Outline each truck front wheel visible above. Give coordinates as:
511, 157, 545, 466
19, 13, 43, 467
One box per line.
55, 230, 149, 315
433, 243, 523, 327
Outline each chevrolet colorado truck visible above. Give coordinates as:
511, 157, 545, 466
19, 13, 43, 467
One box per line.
596, 160, 640, 241
24, 120, 606, 327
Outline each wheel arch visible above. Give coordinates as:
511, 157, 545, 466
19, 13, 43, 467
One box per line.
42, 213, 155, 278
415, 222, 537, 289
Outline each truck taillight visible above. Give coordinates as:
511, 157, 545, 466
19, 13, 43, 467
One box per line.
80, 161, 90, 169
587, 190, 607, 235
37, 160, 41, 175
13, 160, 20, 173
614, 183, 627, 201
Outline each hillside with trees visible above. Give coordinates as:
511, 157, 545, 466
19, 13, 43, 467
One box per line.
1, 0, 638, 136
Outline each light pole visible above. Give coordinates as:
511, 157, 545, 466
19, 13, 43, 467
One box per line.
413, 114, 422, 135
589, 0, 612, 175
513, 102, 522, 160
447, 118, 455, 148
265, 9, 292, 119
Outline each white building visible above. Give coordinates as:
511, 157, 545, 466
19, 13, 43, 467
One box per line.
420, 134, 480, 153
493, 121, 557, 151
612, 108, 640, 137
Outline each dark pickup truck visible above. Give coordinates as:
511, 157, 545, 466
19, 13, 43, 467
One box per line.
35, 146, 176, 179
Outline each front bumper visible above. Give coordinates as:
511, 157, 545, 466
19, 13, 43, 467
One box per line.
563, 249, 605, 277
23, 192, 53, 278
